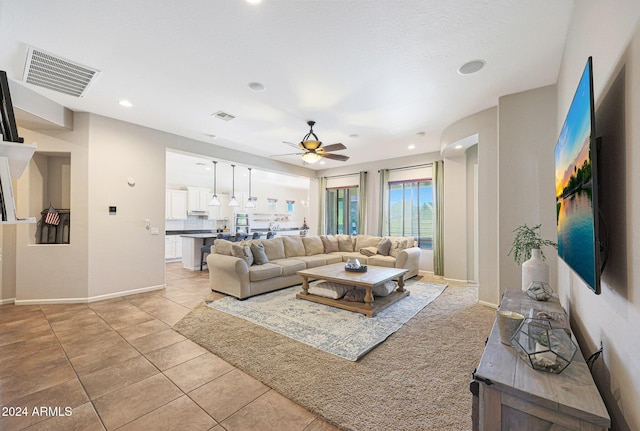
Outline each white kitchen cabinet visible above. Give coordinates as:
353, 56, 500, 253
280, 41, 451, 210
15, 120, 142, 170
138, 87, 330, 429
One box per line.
208, 194, 230, 222
165, 235, 183, 260
187, 187, 211, 214
166, 190, 187, 220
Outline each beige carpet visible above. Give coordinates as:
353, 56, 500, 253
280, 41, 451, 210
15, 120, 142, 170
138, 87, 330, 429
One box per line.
173, 276, 495, 431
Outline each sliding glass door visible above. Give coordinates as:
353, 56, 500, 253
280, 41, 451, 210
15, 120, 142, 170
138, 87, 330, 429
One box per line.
326, 187, 358, 235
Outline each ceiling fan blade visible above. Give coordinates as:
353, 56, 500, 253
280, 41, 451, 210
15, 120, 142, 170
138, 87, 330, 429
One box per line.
320, 143, 346, 152
321, 153, 350, 161
282, 141, 302, 150
270, 152, 304, 158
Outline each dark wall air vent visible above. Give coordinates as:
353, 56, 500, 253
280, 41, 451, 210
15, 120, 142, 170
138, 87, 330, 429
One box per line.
23, 47, 100, 98
212, 111, 236, 121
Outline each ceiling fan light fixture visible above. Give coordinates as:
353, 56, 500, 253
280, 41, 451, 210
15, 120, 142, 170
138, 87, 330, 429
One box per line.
301, 152, 322, 163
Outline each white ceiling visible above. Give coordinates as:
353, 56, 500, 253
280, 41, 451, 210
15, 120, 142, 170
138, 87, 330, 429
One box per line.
0, 0, 573, 170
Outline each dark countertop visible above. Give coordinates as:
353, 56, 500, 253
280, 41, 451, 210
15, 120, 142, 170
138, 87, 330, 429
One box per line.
252, 228, 304, 232
166, 229, 218, 235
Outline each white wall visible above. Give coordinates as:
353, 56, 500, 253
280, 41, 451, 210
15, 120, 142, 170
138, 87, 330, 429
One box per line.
441, 107, 499, 304
14, 114, 91, 302
556, 2, 640, 429
86, 115, 166, 298
497, 85, 558, 293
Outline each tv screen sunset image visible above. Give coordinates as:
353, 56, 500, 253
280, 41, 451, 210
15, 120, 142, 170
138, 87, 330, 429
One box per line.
554, 61, 597, 290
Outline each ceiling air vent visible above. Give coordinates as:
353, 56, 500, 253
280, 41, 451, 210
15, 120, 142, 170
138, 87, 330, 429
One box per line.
23, 47, 100, 98
212, 111, 236, 121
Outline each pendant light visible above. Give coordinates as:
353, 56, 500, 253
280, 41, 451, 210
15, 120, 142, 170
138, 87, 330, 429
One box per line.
208, 161, 221, 206
228, 164, 239, 207
245, 168, 256, 208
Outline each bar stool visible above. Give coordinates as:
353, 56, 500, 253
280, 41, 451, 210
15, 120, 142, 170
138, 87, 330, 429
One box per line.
200, 234, 222, 271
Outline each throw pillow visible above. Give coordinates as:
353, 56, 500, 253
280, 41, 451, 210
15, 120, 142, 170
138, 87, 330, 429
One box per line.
308, 281, 354, 299
389, 239, 409, 258
250, 242, 269, 265
359, 246, 378, 257
302, 236, 324, 255
344, 288, 366, 302
261, 238, 285, 260
377, 237, 392, 256
337, 234, 354, 252
213, 239, 233, 256
231, 244, 254, 266
321, 235, 340, 253
372, 280, 396, 296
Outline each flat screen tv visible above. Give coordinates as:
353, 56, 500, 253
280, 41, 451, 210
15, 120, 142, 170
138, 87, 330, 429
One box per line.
0, 70, 24, 143
554, 57, 601, 294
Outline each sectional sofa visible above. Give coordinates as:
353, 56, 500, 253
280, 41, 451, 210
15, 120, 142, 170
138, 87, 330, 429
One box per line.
206, 234, 421, 299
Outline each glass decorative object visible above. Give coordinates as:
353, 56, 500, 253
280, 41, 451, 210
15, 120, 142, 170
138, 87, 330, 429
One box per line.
510, 318, 577, 374
345, 258, 361, 269
527, 281, 553, 301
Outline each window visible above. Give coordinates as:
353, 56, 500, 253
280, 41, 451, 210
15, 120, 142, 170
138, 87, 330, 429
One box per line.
326, 186, 358, 235
388, 179, 433, 249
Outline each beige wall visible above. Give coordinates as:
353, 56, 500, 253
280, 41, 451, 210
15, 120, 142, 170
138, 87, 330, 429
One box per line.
556, 1, 640, 429
497, 85, 558, 293
441, 107, 498, 304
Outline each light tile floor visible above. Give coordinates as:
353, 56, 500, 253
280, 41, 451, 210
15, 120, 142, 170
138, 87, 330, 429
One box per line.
0, 263, 338, 431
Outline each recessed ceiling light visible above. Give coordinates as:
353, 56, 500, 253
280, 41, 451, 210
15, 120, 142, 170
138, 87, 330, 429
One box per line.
119, 99, 132, 107
246, 0, 262, 4
458, 59, 486, 75
349, 134, 359, 138
204, 133, 217, 139
455, 144, 463, 149
248, 82, 265, 92
408, 145, 415, 150
416, 131, 425, 136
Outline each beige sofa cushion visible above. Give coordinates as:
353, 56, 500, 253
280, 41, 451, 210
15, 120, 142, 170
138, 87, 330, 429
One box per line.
367, 255, 396, 268
248, 263, 282, 281
321, 235, 339, 253
337, 234, 354, 252
261, 237, 285, 260
293, 255, 327, 268
302, 236, 324, 255
355, 234, 381, 250
213, 239, 233, 256
282, 236, 305, 257
272, 258, 306, 276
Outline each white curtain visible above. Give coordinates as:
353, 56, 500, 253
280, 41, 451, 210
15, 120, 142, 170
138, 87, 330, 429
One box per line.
358, 171, 367, 234
433, 160, 445, 276
378, 169, 389, 236
317, 176, 327, 235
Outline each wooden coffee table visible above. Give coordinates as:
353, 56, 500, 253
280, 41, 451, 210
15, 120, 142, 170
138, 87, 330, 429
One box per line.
296, 263, 409, 317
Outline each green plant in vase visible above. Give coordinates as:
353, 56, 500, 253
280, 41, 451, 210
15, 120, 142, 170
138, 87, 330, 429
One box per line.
508, 223, 557, 265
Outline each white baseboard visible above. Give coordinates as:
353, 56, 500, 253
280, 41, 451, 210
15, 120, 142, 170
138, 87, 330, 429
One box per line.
14, 284, 166, 305
0, 297, 16, 305
478, 299, 499, 309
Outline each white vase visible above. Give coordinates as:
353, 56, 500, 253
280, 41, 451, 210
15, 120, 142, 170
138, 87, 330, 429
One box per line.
521, 249, 550, 291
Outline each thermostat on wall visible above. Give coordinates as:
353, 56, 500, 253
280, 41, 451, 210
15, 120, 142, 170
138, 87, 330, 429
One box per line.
109, 206, 117, 215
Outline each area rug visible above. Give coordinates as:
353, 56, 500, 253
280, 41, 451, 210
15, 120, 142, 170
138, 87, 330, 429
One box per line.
173, 278, 495, 431
205, 280, 447, 361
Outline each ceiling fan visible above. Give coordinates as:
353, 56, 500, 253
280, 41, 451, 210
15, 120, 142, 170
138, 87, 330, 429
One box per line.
270, 121, 349, 164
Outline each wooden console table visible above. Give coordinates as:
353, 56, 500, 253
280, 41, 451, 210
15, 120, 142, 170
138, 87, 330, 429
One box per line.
474, 289, 610, 430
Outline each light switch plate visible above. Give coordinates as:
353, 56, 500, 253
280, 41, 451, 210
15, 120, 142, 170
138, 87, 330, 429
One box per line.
151, 227, 159, 235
